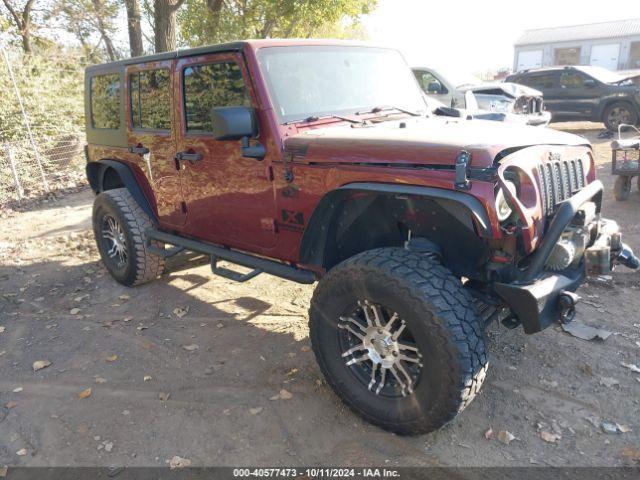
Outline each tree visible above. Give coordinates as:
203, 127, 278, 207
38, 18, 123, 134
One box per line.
178, 0, 377, 47
124, 0, 144, 57
153, 0, 185, 53
1, 0, 37, 53
49, 0, 120, 61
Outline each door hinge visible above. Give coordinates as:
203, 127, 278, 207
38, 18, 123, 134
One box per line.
455, 150, 471, 190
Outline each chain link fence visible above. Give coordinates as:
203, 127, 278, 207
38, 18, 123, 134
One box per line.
0, 131, 87, 206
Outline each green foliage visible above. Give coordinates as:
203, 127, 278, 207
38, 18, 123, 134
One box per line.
0, 46, 85, 142
178, 0, 377, 47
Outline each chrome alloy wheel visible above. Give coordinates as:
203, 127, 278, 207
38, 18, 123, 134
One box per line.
338, 300, 423, 397
101, 215, 128, 268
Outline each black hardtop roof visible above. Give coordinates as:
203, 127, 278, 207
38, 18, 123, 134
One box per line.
85, 41, 247, 73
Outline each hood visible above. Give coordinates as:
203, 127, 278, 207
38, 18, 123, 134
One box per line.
283, 116, 588, 168
458, 82, 543, 98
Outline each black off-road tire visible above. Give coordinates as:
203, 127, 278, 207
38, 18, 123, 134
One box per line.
603, 102, 639, 132
309, 247, 489, 435
92, 188, 165, 286
614, 175, 632, 201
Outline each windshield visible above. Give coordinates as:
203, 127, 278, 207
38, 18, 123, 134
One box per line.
256, 46, 427, 123
577, 66, 626, 84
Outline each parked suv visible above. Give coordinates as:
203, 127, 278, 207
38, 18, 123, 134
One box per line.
84, 40, 639, 435
506, 66, 640, 131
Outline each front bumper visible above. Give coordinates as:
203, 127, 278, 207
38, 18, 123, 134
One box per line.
524, 110, 552, 127
492, 180, 638, 334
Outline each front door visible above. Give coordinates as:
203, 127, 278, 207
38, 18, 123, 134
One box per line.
126, 61, 186, 228
176, 52, 277, 251
557, 70, 601, 119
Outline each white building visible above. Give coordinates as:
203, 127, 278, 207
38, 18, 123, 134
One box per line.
514, 18, 640, 72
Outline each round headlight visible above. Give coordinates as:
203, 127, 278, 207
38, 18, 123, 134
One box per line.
496, 180, 517, 222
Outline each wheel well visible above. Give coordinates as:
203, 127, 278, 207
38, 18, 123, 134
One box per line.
85, 160, 158, 224
301, 189, 491, 279
102, 166, 124, 190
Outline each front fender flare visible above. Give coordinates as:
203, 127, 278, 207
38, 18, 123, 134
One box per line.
299, 182, 492, 269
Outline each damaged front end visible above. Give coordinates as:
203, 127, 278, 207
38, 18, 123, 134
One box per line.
461, 83, 552, 127
485, 146, 639, 333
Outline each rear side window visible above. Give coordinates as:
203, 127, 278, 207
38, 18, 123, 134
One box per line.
183, 62, 250, 132
91, 73, 121, 129
130, 69, 171, 130
523, 73, 557, 89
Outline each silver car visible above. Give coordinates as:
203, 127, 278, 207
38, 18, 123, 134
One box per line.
412, 66, 551, 126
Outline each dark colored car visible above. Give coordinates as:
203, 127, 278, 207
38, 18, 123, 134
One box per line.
506, 66, 640, 131
84, 40, 639, 435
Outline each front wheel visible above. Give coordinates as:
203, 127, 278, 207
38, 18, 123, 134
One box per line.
309, 248, 488, 435
603, 102, 638, 132
614, 175, 632, 201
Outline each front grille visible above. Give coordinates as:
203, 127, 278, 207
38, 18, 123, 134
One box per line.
536, 157, 585, 215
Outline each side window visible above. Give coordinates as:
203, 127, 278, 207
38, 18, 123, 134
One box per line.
130, 69, 171, 130
183, 62, 250, 133
414, 70, 447, 94
524, 73, 557, 89
560, 72, 584, 89
91, 73, 121, 129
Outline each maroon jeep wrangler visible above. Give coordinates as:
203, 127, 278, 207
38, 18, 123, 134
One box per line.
84, 40, 639, 435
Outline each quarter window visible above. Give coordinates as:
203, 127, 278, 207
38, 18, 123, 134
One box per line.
91, 73, 121, 129
183, 62, 250, 132
130, 69, 171, 130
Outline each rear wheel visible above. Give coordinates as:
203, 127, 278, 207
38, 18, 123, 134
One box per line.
92, 188, 165, 286
614, 175, 632, 201
603, 102, 638, 132
309, 247, 488, 435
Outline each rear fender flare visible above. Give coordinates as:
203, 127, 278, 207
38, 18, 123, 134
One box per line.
299, 182, 493, 271
86, 160, 158, 224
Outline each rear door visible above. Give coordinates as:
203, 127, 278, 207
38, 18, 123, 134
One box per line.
126, 61, 186, 228
175, 52, 277, 250
518, 71, 564, 117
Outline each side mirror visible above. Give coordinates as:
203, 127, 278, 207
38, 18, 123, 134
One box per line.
210, 106, 265, 160
583, 78, 596, 88
427, 80, 442, 94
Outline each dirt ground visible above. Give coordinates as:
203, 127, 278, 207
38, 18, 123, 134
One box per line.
1, 122, 639, 468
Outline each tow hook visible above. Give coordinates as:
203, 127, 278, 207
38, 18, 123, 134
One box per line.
616, 243, 640, 270
558, 291, 579, 324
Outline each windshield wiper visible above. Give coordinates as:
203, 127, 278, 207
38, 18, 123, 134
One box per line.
284, 114, 366, 125
356, 105, 421, 117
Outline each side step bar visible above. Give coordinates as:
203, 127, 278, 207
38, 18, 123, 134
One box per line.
146, 229, 316, 284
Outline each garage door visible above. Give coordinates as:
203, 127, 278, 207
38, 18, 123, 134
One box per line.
590, 44, 620, 70
517, 50, 543, 71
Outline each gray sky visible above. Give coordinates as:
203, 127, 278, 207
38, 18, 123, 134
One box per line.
363, 0, 640, 73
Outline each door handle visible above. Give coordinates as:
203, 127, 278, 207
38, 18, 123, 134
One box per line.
176, 151, 203, 162
128, 145, 150, 155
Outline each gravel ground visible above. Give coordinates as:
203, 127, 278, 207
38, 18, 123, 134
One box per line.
0, 123, 639, 467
